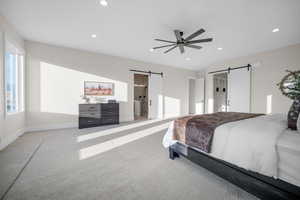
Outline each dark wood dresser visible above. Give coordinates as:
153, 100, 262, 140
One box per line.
79, 103, 119, 129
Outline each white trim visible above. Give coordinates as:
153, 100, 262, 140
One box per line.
0, 128, 26, 151
5, 110, 25, 116
19, 54, 25, 112
25, 116, 179, 133
1, 32, 6, 118
25, 122, 78, 133
0, 123, 77, 150
5, 34, 25, 55
4, 36, 25, 117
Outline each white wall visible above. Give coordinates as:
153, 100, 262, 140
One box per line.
26, 41, 196, 130
203, 44, 300, 114
0, 15, 25, 150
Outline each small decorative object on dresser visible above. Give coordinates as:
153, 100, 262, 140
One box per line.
79, 103, 119, 129
80, 95, 90, 103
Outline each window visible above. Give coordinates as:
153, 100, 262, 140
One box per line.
5, 43, 24, 114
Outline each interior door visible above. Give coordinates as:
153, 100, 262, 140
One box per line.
195, 78, 205, 114
227, 68, 251, 112
148, 74, 163, 119
189, 79, 196, 114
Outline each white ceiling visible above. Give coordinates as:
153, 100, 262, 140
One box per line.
0, 0, 300, 70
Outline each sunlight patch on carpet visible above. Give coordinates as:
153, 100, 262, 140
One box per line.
79, 122, 170, 160
77, 119, 164, 143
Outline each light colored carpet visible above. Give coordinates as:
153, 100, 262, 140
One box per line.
0, 119, 258, 200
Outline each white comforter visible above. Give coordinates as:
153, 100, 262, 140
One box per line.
163, 114, 287, 178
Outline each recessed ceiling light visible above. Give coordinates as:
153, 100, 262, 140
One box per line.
100, 0, 108, 7
149, 48, 154, 52
217, 47, 223, 50
91, 34, 97, 38
185, 57, 191, 61
272, 28, 279, 33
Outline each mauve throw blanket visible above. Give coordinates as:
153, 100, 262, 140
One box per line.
173, 112, 264, 153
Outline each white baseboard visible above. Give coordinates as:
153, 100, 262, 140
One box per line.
25, 122, 78, 133
25, 119, 136, 133
0, 128, 26, 151
0, 123, 77, 150
25, 117, 175, 134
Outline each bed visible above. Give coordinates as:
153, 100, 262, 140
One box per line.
163, 112, 300, 200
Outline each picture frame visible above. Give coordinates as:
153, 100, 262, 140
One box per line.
84, 81, 114, 96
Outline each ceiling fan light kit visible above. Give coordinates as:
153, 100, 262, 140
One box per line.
153, 28, 213, 54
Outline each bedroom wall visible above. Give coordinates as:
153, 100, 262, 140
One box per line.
202, 43, 300, 114
0, 15, 26, 150
25, 41, 196, 130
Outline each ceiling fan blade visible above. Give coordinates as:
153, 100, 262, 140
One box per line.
184, 44, 202, 49
164, 45, 177, 53
185, 28, 205, 41
155, 39, 176, 44
187, 38, 213, 44
153, 44, 176, 49
174, 30, 183, 42
179, 44, 184, 53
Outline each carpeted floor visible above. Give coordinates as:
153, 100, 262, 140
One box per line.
0, 119, 258, 200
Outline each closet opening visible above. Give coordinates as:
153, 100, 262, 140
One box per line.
213, 73, 228, 112
188, 78, 196, 114
134, 74, 149, 120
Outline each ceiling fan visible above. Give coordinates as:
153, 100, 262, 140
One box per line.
153, 28, 213, 54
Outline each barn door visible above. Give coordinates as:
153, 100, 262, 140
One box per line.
148, 74, 163, 119
227, 68, 251, 112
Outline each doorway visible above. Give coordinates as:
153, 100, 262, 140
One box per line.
134, 74, 149, 120
213, 73, 228, 112
189, 79, 196, 114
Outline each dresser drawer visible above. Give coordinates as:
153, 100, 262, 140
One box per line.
101, 115, 119, 125
101, 104, 119, 115
79, 111, 101, 118
101, 103, 118, 110
79, 117, 101, 129
79, 104, 101, 112
101, 109, 118, 116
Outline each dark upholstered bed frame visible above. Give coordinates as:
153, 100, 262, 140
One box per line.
169, 142, 300, 200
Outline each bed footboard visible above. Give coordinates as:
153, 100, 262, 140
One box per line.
169, 142, 300, 200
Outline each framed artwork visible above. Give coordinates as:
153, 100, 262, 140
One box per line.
84, 81, 114, 96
